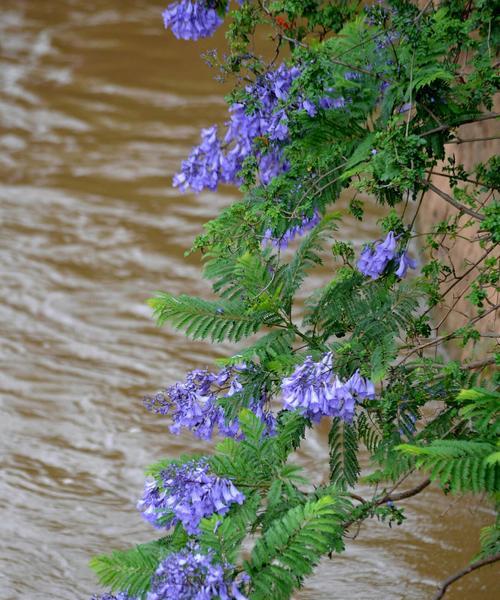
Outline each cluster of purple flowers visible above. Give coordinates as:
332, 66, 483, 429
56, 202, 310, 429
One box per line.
162, 1, 226, 40
262, 210, 321, 250
174, 63, 300, 192
299, 90, 346, 117
357, 231, 416, 280
138, 459, 245, 534
174, 61, 350, 193
148, 545, 248, 600
144, 367, 275, 440
281, 353, 375, 422
173, 126, 223, 192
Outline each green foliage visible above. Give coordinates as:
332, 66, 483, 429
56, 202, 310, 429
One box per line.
90, 533, 186, 598
245, 495, 348, 600
198, 493, 262, 564
148, 292, 279, 343
329, 418, 360, 489
282, 212, 341, 307
475, 519, 500, 561
222, 329, 296, 366
398, 439, 499, 494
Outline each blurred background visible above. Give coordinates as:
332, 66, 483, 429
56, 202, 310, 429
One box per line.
0, 1, 496, 598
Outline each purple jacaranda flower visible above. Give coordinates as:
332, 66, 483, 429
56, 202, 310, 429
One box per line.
174, 57, 354, 193
162, 0, 226, 40
326, 376, 357, 422
319, 95, 345, 110
378, 230, 397, 257
281, 353, 375, 422
174, 63, 301, 191
357, 231, 398, 279
144, 367, 275, 440
281, 353, 334, 422
344, 71, 361, 80
147, 544, 248, 600
137, 477, 169, 528
395, 250, 417, 278
144, 368, 227, 440
262, 210, 321, 251
345, 369, 376, 399
379, 80, 390, 94
173, 125, 223, 192
268, 109, 289, 141
258, 149, 289, 185
174, 60, 352, 192
300, 98, 317, 116
371, 148, 378, 155
138, 459, 244, 534
357, 246, 388, 279
272, 64, 301, 100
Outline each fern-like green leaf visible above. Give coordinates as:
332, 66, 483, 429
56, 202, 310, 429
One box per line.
220, 329, 296, 366
246, 495, 345, 599
89, 534, 185, 598
148, 292, 277, 342
329, 418, 360, 489
282, 213, 341, 305
397, 440, 499, 493
198, 492, 261, 563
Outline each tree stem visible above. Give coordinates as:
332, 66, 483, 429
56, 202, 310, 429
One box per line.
432, 553, 500, 600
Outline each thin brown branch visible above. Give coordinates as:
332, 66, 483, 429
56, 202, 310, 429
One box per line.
428, 170, 488, 188
422, 245, 497, 318
426, 181, 486, 221
445, 135, 500, 144
432, 553, 500, 600
348, 492, 367, 504
342, 476, 431, 535
399, 304, 499, 364
403, 355, 496, 374
421, 112, 499, 136
379, 478, 431, 503
415, 0, 434, 21
463, 357, 497, 370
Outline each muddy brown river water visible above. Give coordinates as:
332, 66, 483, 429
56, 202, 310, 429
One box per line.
0, 2, 497, 599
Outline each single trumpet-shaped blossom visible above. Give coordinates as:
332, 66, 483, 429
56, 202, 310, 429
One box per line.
395, 250, 417, 278
357, 231, 397, 279
357, 231, 416, 280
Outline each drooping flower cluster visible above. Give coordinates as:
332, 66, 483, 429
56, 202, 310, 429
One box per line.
138, 459, 245, 534
173, 61, 351, 193
262, 210, 321, 251
173, 126, 223, 192
144, 367, 275, 440
281, 353, 375, 422
147, 545, 248, 600
357, 231, 416, 279
174, 63, 300, 192
162, 1, 226, 40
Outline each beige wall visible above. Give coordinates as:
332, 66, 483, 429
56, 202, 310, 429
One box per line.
416, 110, 499, 360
